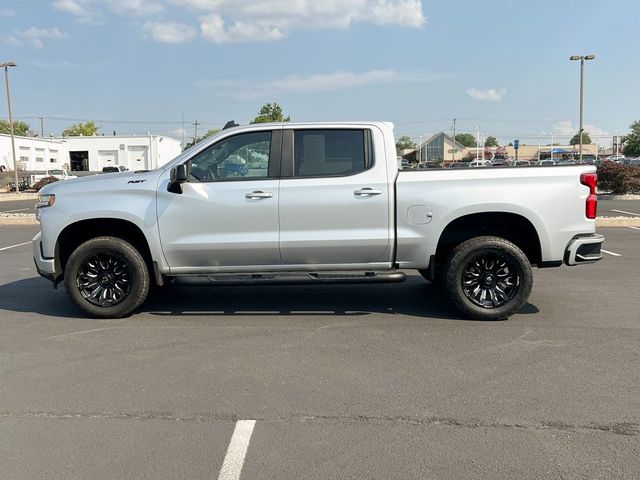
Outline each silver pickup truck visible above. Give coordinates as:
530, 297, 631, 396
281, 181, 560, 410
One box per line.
33, 122, 604, 320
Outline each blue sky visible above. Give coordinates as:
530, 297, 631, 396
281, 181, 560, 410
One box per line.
1, 0, 639, 147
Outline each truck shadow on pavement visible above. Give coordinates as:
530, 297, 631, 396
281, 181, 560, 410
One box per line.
0, 275, 539, 321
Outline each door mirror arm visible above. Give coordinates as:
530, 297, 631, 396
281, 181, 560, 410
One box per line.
168, 164, 188, 194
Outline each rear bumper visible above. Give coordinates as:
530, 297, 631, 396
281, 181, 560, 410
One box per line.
32, 232, 57, 282
564, 233, 605, 265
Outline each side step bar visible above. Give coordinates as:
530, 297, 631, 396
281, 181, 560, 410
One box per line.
173, 271, 407, 287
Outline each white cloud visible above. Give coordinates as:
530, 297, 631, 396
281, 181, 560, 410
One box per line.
198, 69, 449, 99
52, 0, 98, 23
0, 8, 16, 17
192, 0, 425, 43
53, 0, 163, 23
109, 0, 164, 16
52, 0, 426, 44
466, 88, 507, 102
144, 21, 197, 43
4, 27, 67, 49
554, 120, 610, 139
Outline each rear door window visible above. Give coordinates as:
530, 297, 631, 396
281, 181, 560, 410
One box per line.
293, 130, 368, 177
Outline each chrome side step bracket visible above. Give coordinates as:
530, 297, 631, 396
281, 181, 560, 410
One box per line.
173, 271, 407, 287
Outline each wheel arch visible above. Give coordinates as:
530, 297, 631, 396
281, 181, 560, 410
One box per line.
55, 218, 160, 285
430, 212, 543, 280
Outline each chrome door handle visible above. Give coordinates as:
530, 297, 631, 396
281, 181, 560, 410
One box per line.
354, 188, 382, 196
245, 191, 273, 199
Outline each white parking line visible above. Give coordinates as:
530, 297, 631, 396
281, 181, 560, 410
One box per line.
0, 208, 30, 213
611, 209, 640, 217
601, 249, 621, 257
628, 226, 640, 231
218, 420, 256, 480
0, 241, 31, 252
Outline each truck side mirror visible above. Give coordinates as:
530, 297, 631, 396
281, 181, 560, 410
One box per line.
168, 164, 188, 194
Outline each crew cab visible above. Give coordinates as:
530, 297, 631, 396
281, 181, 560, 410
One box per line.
33, 122, 604, 320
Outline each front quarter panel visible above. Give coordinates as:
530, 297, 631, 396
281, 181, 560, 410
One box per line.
37, 171, 165, 270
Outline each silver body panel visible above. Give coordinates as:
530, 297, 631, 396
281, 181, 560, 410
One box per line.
34, 122, 598, 279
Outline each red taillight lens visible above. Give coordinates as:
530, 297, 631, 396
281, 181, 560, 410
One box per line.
580, 172, 597, 219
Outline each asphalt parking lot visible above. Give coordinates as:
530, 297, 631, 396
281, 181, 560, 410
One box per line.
1, 225, 639, 479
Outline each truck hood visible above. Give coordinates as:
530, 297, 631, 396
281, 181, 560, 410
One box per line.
39, 170, 162, 196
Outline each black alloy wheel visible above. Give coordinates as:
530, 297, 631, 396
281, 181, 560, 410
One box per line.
64, 236, 150, 318
461, 252, 520, 309
76, 253, 132, 307
444, 236, 533, 321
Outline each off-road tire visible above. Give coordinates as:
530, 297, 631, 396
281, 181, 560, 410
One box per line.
64, 236, 150, 318
444, 236, 532, 320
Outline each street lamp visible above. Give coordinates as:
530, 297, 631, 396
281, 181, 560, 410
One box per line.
570, 54, 595, 163
1, 61, 18, 191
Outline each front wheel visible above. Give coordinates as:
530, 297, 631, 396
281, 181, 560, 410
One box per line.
64, 236, 150, 318
444, 236, 532, 320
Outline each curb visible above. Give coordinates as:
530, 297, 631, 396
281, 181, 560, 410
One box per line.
596, 217, 640, 227
598, 194, 640, 200
0, 193, 38, 202
0, 215, 39, 225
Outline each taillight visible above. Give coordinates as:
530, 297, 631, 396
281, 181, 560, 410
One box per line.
580, 172, 597, 219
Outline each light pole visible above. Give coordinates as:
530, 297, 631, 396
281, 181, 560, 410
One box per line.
1, 61, 18, 191
570, 54, 595, 163
475, 125, 482, 161
550, 132, 554, 162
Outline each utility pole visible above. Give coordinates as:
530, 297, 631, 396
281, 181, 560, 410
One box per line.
39, 116, 44, 137
193, 120, 200, 145
550, 132, 554, 162
475, 125, 482, 161
181, 113, 185, 149
1, 61, 18, 192
418, 135, 422, 164
451, 118, 456, 163
570, 55, 595, 163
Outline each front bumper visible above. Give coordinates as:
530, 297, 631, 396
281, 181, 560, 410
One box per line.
32, 232, 57, 282
564, 233, 605, 265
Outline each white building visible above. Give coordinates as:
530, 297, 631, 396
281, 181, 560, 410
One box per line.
0, 133, 182, 173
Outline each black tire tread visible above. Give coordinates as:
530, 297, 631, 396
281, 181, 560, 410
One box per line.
64, 236, 150, 318
444, 235, 533, 321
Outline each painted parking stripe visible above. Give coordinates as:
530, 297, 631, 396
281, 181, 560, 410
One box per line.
611, 209, 640, 217
217, 420, 256, 480
0, 241, 31, 251
628, 226, 640, 231
0, 208, 30, 213
601, 249, 621, 257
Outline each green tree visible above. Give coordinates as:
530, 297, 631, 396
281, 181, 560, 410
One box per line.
185, 128, 220, 149
250, 103, 290, 124
0, 119, 30, 136
396, 135, 416, 152
455, 133, 476, 148
484, 136, 498, 147
570, 131, 592, 145
622, 120, 640, 157
62, 121, 99, 137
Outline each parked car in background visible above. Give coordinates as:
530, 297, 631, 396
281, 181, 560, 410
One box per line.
102, 166, 129, 173
449, 161, 471, 168
514, 160, 532, 167
539, 159, 556, 166
418, 162, 443, 169
491, 158, 510, 167
557, 159, 577, 166
30, 169, 77, 187
469, 159, 491, 168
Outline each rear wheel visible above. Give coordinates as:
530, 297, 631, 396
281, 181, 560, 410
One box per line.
64, 236, 150, 318
444, 236, 532, 320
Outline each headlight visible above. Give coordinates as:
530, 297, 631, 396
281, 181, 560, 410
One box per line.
35, 194, 55, 209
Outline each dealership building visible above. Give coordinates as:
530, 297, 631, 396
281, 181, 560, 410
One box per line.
0, 133, 182, 173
